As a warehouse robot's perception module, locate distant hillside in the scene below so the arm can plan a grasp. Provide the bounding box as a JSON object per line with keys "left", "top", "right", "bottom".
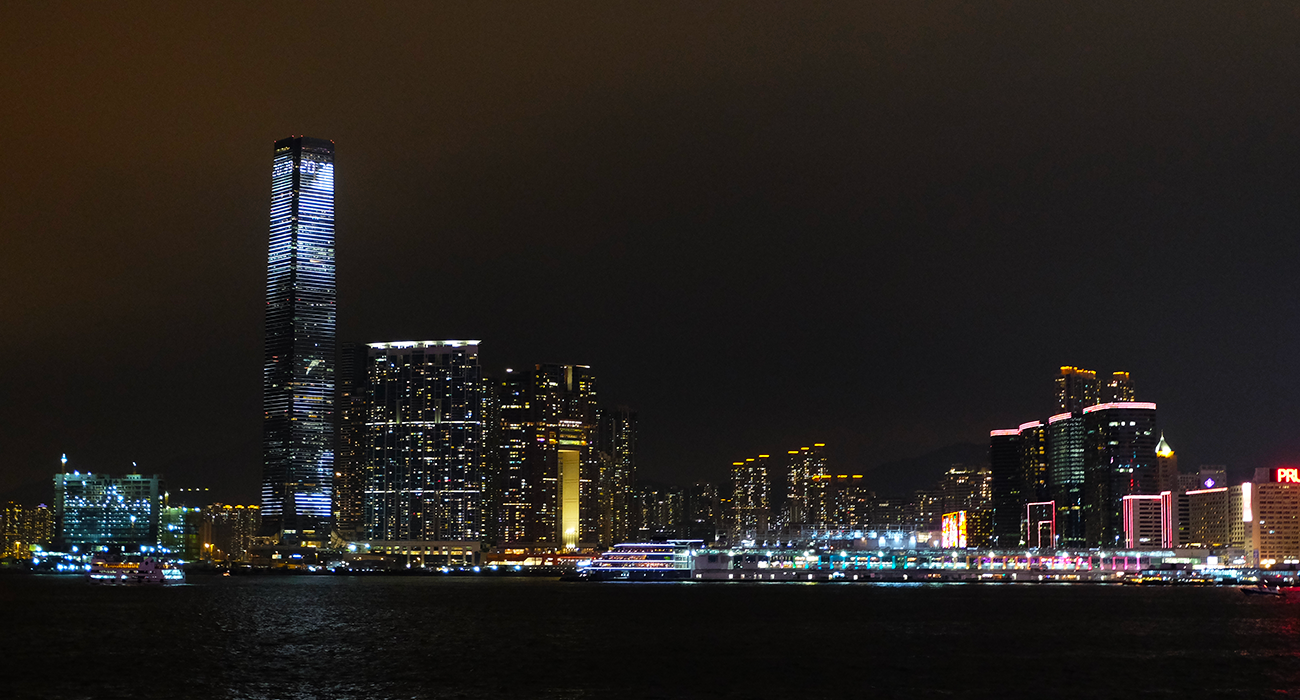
{"left": 860, "top": 442, "right": 987, "bottom": 498}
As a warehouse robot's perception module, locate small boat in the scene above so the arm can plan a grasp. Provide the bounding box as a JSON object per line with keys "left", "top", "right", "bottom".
{"left": 88, "top": 556, "right": 185, "bottom": 585}
{"left": 1241, "top": 582, "right": 1286, "bottom": 597}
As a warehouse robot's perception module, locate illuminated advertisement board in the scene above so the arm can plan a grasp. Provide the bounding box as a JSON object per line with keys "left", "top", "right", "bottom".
{"left": 941, "top": 511, "right": 967, "bottom": 549}
{"left": 1275, "top": 468, "right": 1300, "bottom": 483}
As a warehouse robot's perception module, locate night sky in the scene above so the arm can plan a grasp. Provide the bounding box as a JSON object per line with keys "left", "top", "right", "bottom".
{"left": 3, "top": 3, "right": 1300, "bottom": 504}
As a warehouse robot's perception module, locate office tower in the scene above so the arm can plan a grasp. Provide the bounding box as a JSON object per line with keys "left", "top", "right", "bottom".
{"left": 1154, "top": 434, "right": 1179, "bottom": 494}
{"left": 262, "top": 136, "right": 336, "bottom": 546}
{"left": 1192, "top": 466, "right": 1227, "bottom": 491}
{"left": 54, "top": 472, "right": 162, "bottom": 550}
{"left": 1056, "top": 367, "right": 1098, "bottom": 413}
{"left": 1244, "top": 470, "right": 1300, "bottom": 567}
{"left": 1120, "top": 494, "right": 1171, "bottom": 549}
{"left": 364, "top": 341, "right": 485, "bottom": 542}
{"left": 598, "top": 406, "right": 638, "bottom": 546}
{"left": 1018, "top": 421, "right": 1049, "bottom": 505}
{"left": 989, "top": 429, "right": 1023, "bottom": 547}
{"left": 1185, "top": 484, "right": 1246, "bottom": 548}
{"left": 1048, "top": 412, "right": 1087, "bottom": 546}
{"left": 732, "top": 456, "right": 771, "bottom": 538}
{"left": 496, "top": 370, "right": 530, "bottom": 544}
{"left": 1106, "top": 371, "right": 1135, "bottom": 402}
{"left": 520, "top": 364, "right": 599, "bottom": 549}
{"left": 334, "top": 342, "right": 369, "bottom": 538}
{"left": 1082, "top": 401, "right": 1159, "bottom": 547}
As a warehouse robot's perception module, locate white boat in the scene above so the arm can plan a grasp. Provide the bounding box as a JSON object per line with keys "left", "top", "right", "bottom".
{"left": 87, "top": 556, "right": 185, "bottom": 585}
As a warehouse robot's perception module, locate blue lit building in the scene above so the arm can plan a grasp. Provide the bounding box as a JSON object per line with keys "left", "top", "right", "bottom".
{"left": 262, "top": 136, "right": 336, "bottom": 545}
{"left": 53, "top": 472, "right": 162, "bottom": 550}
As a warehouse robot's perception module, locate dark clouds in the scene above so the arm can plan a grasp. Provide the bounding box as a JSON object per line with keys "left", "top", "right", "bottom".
{"left": 2, "top": 2, "right": 1299, "bottom": 502}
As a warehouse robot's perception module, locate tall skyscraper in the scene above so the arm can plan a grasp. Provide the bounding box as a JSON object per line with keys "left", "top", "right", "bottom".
{"left": 785, "top": 444, "right": 829, "bottom": 529}
{"left": 1055, "top": 367, "right": 1098, "bottom": 413}
{"left": 495, "top": 370, "right": 531, "bottom": 544}
{"left": 989, "top": 429, "right": 1023, "bottom": 547}
{"left": 1106, "top": 371, "right": 1135, "bottom": 402}
{"left": 731, "top": 456, "right": 771, "bottom": 538}
{"left": 525, "top": 364, "right": 599, "bottom": 549}
{"left": 333, "top": 342, "right": 369, "bottom": 538}
{"left": 1082, "top": 401, "right": 1159, "bottom": 547}
{"left": 1047, "top": 411, "right": 1087, "bottom": 546}
{"left": 364, "top": 341, "right": 485, "bottom": 542}
{"left": 597, "top": 406, "right": 638, "bottom": 546}
{"left": 262, "top": 136, "right": 336, "bottom": 546}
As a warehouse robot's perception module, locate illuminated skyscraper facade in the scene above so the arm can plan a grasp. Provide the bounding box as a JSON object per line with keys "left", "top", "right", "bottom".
{"left": 524, "top": 364, "right": 599, "bottom": 549}
{"left": 364, "top": 341, "right": 485, "bottom": 542}
{"left": 1056, "top": 367, "right": 1098, "bottom": 414}
{"left": 732, "top": 456, "right": 771, "bottom": 538}
{"left": 598, "top": 406, "right": 638, "bottom": 546}
{"left": 334, "top": 342, "right": 369, "bottom": 538}
{"left": 989, "top": 429, "right": 1023, "bottom": 546}
{"left": 1083, "top": 402, "right": 1159, "bottom": 547}
{"left": 496, "top": 371, "right": 530, "bottom": 544}
{"left": 262, "top": 136, "right": 336, "bottom": 545}
{"left": 1047, "top": 412, "right": 1087, "bottom": 546}
{"left": 54, "top": 472, "right": 162, "bottom": 550}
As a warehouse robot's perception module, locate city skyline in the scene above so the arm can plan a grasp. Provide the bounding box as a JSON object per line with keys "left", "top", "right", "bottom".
{"left": 4, "top": 5, "right": 1300, "bottom": 505}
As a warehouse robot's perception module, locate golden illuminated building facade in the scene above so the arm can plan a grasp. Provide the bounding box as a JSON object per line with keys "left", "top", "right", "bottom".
{"left": 1, "top": 502, "right": 53, "bottom": 559}
{"left": 731, "top": 455, "right": 771, "bottom": 537}
{"left": 1244, "top": 473, "right": 1300, "bottom": 567}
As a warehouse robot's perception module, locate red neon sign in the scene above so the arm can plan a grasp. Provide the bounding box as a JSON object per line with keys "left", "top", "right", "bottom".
{"left": 1276, "top": 468, "right": 1300, "bottom": 483}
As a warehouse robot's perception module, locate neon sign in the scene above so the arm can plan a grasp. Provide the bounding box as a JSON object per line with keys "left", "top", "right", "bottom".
{"left": 1276, "top": 468, "right": 1300, "bottom": 483}
{"left": 941, "top": 511, "right": 967, "bottom": 549}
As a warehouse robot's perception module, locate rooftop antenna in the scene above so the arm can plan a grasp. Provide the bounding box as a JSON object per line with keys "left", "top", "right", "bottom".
{"left": 60, "top": 453, "right": 67, "bottom": 474}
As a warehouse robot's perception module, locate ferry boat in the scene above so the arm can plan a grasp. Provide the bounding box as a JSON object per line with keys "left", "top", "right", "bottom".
{"left": 1241, "top": 582, "right": 1286, "bottom": 598}
{"left": 87, "top": 556, "right": 185, "bottom": 585}
{"left": 582, "top": 540, "right": 700, "bottom": 581}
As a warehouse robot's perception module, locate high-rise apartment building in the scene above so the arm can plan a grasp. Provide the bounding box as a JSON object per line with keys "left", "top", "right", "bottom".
{"left": 1, "top": 502, "right": 52, "bottom": 559}
{"left": 1056, "top": 367, "right": 1099, "bottom": 413}
{"left": 364, "top": 341, "right": 485, "bottom": 542}
{"left": 262, "top": 136, "right": 336, "bottom": 546}
{"left": 1082, "top": 402, "right": 1159, "bottom": 547}
{"left": 732, "top": 456, "right": 772, "bottom": 538}
{"left": 786, "top": 445, "right": 829, "bottom": 529}
{"left": 1106, "top": 371, "right": 1135, "bottom": 402}
{"left": 199, "top": 504, "right": 261, "bottom": 562}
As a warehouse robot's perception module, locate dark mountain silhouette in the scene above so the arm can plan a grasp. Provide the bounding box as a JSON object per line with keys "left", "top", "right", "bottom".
{"left": 860, "top": 442, "right": 987, "bottom": 498}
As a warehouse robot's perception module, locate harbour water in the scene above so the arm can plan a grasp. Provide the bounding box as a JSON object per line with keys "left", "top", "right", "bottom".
{"left": 2, "top": 575, "right": 1298, "bottom": 699}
